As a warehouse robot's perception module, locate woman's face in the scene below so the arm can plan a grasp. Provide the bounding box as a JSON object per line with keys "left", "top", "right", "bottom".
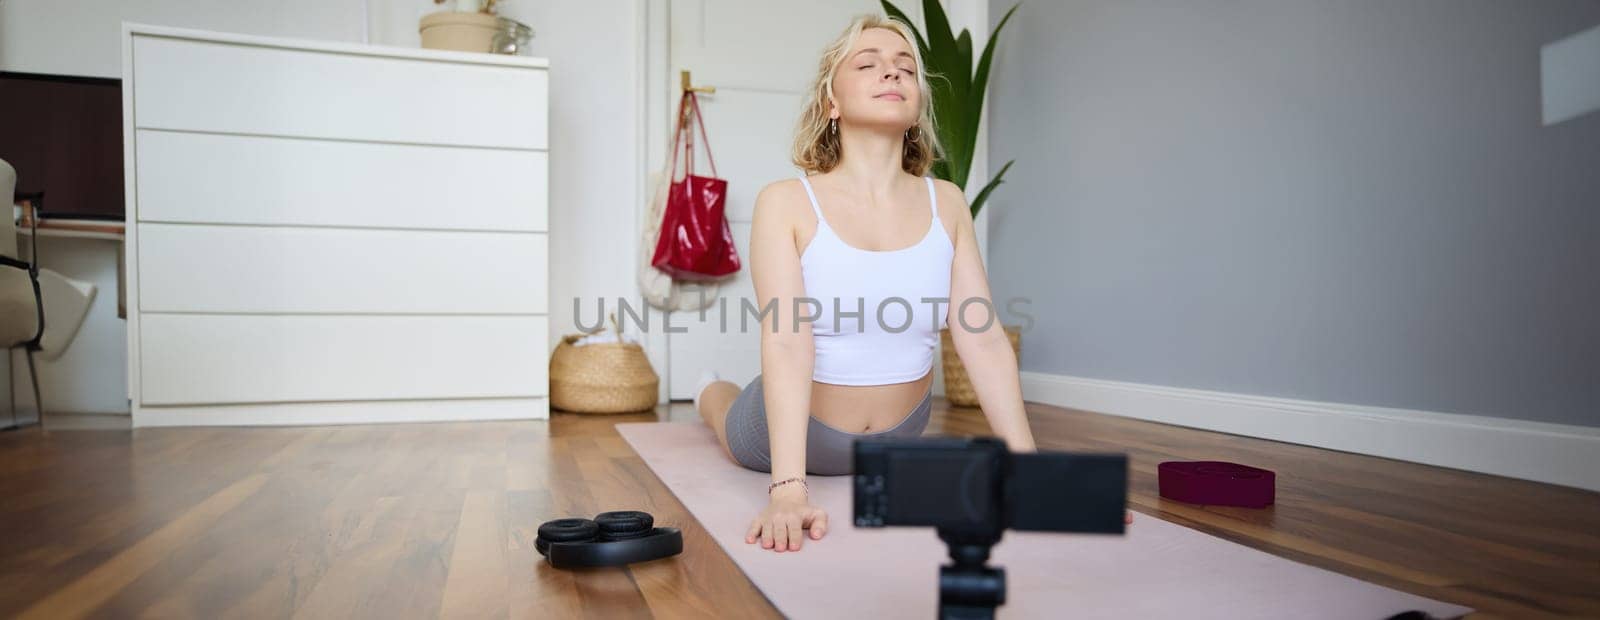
{"left": 830, "top": 27, "right": 920, "bottom": 132}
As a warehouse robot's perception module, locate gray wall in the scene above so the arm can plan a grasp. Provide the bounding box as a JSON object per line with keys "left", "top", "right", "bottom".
{"left": 985, "top": 0, "right": 1600, "bottom": 427}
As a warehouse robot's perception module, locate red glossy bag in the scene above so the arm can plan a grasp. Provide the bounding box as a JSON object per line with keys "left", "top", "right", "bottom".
{"left": 650, "top": 91, "right": 739, "bottom": 281}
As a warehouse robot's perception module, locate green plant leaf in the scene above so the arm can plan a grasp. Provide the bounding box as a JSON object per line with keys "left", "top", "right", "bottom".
{"left": 956, "top": 29, "right": 974, "bottom": 93}
{"left": 969, "top": 159, "right": 1014, "bottom": 219}
{"left": 921, "top": 0, "right": 961, "bottom": 83}
{"left": 917, "top": 0, "right": 969, "bottom": 189}
{"left": 879, "top": 1, "right": 929, "bottom": 56}
{"left": 970, "top": 3, "right": 1020, "bottom": 148}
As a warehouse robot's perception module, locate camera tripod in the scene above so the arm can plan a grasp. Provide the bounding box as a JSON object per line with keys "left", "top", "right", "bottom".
{"left": 937, "top": 527, "right": 1006, "bottom": 620}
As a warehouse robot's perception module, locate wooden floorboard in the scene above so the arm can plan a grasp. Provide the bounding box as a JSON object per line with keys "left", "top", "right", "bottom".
{"left": 0, "top": 399, "right": 1594, "bottom": 619}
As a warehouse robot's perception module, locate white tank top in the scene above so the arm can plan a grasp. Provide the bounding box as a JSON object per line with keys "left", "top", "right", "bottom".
{"left": 796, "top": 172, "right": 955, "bottom": 386}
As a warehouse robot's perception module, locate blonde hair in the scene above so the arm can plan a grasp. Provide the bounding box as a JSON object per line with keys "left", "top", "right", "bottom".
{"left": 791, "top": 14, "right": 944, "bottom": 176}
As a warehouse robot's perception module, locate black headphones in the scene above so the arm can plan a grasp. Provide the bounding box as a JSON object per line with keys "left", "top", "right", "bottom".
{"left": 536, "top": 510, "right": 683, "bottom": 569}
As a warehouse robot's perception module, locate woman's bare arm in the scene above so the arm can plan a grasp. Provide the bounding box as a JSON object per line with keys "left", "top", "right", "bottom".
{"left": 941, "top": 180, "right": 1037, "bottom": 452}
{"left": 749, "top": 182, "right": 816, "bottom": 484}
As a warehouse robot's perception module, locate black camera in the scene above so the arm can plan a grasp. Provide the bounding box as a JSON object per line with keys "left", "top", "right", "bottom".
{"left": 854, "top": 436, "right": 1128, "bottom": 620}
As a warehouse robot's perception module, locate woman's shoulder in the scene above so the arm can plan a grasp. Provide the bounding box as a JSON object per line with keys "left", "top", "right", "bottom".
{"left": 758, "top": 174, "right": 806, "bottom": 198}
{"left": 752, "top": 176, "right": 812, "bottom": 224}
{"left": 927, "top": 177, "right": 970, "bottom": 225}
{"left": 750, "top": 177, "right": 816, "bottom": 260}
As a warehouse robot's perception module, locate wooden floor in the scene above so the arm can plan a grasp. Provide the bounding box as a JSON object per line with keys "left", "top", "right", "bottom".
{"left": 1, "top": 400, "right": 1596, "bottom": 619}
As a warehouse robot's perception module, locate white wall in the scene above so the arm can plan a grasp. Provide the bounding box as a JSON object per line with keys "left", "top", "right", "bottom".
{"left": 0, "top": 0, "right": 367, "bottom": 77}
{"left": 986, "top": 0, "right": 1600, "bottom": 428}
{"left": 2, "top": 0, "right": 645, "bottom": 415}
{"left": 1542, "top": 22, "right": 1600, "bottom": 125}
{"left": 985, "top": 0, "right": 1600, "bottom": 488}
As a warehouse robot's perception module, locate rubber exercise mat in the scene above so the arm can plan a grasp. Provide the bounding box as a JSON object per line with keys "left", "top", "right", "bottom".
{"left": 615, "top": 422, "right": 1471, "bottom": 619}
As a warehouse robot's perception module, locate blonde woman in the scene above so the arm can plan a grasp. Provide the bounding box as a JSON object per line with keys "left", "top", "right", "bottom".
{"left": 695, "top": 14, "right": 1124, "bottom": 555}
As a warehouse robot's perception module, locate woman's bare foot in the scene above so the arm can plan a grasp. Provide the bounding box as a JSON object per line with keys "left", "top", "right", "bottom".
{"left": 692, "top": 369, "right": 723, "bottom": 413}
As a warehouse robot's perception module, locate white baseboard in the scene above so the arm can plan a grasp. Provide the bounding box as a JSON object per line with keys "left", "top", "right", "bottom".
{"left": 133, "top": 397, "right": 550, "bottom": 428}
{"left": 1, "top": 405, "right": 40, "bottom": 429}
{"left": 1020, "top": 372, "right": 1600, "bottom": 492}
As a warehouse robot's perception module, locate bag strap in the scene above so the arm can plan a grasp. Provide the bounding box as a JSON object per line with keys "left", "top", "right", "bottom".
{"left": 685, "top": 92, "right": 718, "bottom": 177}
{"left": 666, "top": 91, "right": 719, "bottom": 181}
{"left": 666, "top": 91, "right": 691, "bottom": 182}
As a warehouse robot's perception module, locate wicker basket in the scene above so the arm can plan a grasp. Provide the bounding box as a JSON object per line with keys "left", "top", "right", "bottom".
{"left": 939, "top": 324, "right": 1022, "bottom": 408}
{"left": 549, "top": 314, "right": 660, "bottom": 414}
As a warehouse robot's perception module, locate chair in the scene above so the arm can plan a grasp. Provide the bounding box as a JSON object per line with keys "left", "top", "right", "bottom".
{"left": 2, "top": 157, "right": 98, "bottom": 430}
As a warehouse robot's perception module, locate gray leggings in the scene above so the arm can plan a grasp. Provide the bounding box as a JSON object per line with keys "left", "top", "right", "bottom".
{"left": 724, "top": 373, "right": 932, "bottom": 476}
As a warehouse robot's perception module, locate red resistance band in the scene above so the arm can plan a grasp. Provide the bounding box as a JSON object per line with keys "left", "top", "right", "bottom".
{"left": 1158, "top": 461, "right": 1276, "bottom": 508}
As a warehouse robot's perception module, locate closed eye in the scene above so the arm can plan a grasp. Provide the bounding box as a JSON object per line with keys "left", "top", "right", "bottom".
{"left": 859, "top": 64, "right": 915, "bottom": 76}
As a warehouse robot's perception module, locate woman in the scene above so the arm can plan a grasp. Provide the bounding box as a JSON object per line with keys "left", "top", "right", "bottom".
{"left": 695, "top": 15, "right": 1118, "bottom": 555}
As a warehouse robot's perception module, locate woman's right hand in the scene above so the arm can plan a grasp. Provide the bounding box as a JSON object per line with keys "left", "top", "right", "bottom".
{"left": 746, "top": 486, "right": 828, "bottom": 552}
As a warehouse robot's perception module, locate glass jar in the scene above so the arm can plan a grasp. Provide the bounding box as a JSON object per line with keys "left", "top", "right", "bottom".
{"left": 491, "top": 17, "right": 534, "bottom": 55}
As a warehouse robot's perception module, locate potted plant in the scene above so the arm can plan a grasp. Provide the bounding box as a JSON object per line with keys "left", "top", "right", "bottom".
{"left": 421, "top": 0, "right": 532, "bottom": 55}
{"left": 881, "top": 0, "right": 1021, "bottom": 407}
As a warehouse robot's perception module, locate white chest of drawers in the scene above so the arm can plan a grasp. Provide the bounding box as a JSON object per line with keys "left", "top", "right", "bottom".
{"left": 122, "top": 24, "right": 551, "bottom": 427}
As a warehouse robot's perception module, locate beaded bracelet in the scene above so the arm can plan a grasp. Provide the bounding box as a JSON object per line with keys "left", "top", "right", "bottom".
{"left": 768, "top": 477, "right": 807, "bottom": 495}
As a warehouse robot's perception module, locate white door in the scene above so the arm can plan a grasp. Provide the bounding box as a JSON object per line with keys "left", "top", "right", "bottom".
{"left": 661, "top": 0, "right": 929, "bottom": 399}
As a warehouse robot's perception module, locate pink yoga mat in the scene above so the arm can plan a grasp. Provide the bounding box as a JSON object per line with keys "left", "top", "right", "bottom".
{"left": 616, "top": 422, "right": 1472, "bottom": 620}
